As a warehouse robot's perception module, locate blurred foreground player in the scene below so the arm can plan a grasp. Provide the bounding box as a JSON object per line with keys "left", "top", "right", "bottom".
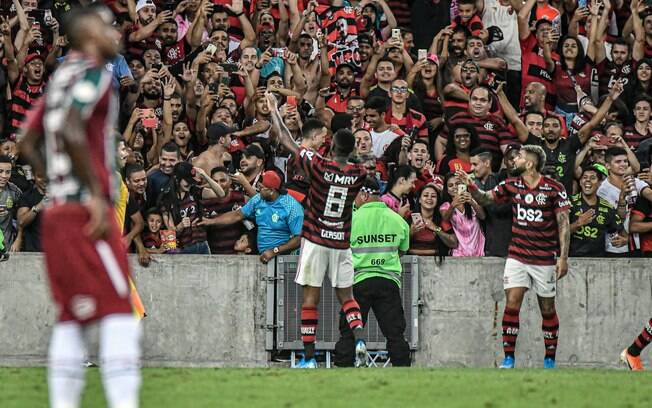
{"left": 268, "top": 93, "right": 369, "bottom": 368}
{"left": 19, "top": 6, "right": 141, "bottom": 408}
{"left": 457, "top": 145, "right": 571, "bottom": 369}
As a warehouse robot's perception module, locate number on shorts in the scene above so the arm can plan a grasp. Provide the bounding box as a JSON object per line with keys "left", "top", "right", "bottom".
{"left": 324, "top": 185, "right": 348, "bottom": 218}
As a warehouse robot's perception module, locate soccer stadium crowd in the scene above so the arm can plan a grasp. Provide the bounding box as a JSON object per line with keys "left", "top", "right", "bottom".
{"left": 2, "top": 0, "right": 652, "bottom": 263}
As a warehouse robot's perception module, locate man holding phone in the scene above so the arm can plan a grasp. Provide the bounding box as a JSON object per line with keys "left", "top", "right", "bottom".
{"left": 334, "top": 177, "right": 411, "bottom": 367}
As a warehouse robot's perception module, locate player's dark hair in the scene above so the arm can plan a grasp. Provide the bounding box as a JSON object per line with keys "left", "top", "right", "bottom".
{"left": 125, "top": 163, "right": 145, "bottom": 180}
{"left": 452, "top": 25, "right": 471, "bottom": 38}
{"left": 333, "top": 129, "right": 356, "bottom": 157}
{"left": 301, "top": 119, "right": 326, "bottom": 140}
{"left": 446, "top": 124, "right": 479, "bottom": 157}
{"left": 605, "top": 146, "right": 628, "bottom": 163}
{"left": 0, "top": 155, "right": 12, "bottom": 165}
{"left": 331, "top": 113, "right": 353, "bottom": 132}
{"left": 411, "top": 139, "right": 429, "bottom": 151}
{"left": 210, "top": 166, "right": 229, "bottom": 177}
{"left": 364, "top": 96, "right": 388, "bottom": 114}
{"left": 244, "top": 229, "right": 258, "bottom": 255}
{"left": 62, "top": 5, "right": 113, "bottom": 50}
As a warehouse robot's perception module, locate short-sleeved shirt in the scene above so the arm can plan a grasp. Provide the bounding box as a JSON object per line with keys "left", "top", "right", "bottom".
{"left": 295, "top": 147, "right": 366, "bottom": 249}
{"left": 597, "top": 178, "right": 650, "bottom": 253}
{"left": 570, "top": 194, "right": 622, "bottom": 257}
{"left": 527, "top": 133, "right": 582, "bottom": 193}
{"left": 240, "top": 193, "right": 304, "bottom": 253}
{"left": 16, "top": 186, "right": 45, "bottom": 252}
{"left": 443, "top": 111, "right": 516, "bottom": 158}
{"left": 492, "top": 176, "right": 571, "bottom": 265}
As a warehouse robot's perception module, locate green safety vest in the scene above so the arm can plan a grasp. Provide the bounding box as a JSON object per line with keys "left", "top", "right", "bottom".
{"left": 350, "top": 201, "right": 410, "bottom": 287}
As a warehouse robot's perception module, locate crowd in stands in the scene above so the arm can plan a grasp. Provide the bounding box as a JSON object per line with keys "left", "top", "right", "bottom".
{"left": 1, "top": 0, "right": 652, "bottom": 264}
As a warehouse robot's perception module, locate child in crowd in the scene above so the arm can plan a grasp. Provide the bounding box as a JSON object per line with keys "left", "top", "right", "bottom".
{"left": 234, "top": 231, "right": 257, "bottom": 255}
{"left": 450, "top": 0, "right": 485, "bottom": 39}
{"left": 142, "top": 208, "right": 166, "bottom": 254}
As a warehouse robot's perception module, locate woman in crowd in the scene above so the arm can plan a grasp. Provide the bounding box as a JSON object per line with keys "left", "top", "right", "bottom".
{"left": 409, "top": 184, "right": 458, "bottom": 257}
{"left": 437, "top": 124, "right": 478, "bottom": 176}
{"left": 439, "top": 173, "right": 485, "bottom": 257}
{"left": 381, "top": 164, "right": 417, "bottom": 218}
{"left": 554, "top": 36, "right": 592, "bottom": 127}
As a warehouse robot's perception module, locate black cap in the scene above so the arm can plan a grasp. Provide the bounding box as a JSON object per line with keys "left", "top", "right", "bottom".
{"left": 207, "top": 122, "right": 236, "bottom": 145}
{"left": 335, "top": 61, "right": 358, "bottom": 74}
{"left": 242, "top": 144, "right": 265, "bottom": 159}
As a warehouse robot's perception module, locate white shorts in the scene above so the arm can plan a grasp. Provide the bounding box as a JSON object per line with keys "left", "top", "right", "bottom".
{"left": 503, "top": 258, "right": 556, "bottom": 298}
{"left": 294, "top": 238, "right": 354, "bottom": 288}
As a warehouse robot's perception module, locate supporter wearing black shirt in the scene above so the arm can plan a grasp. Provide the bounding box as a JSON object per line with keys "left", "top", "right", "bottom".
{"left": 16, "top": 172, "right": 46, "bottom": 252}
{"left": 570, "top": 166, "right": 622, "bottom": 257}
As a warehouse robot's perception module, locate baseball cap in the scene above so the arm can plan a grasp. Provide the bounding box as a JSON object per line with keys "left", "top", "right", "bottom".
{"left": 25, "top": 53, "right": 44, "bottom": 65}
{"left": 207, "top": 122, "right": 236, "bottom": 144}
{"left": 504, "top": 143, "right": 521, "bottom": 157}
{"left": 242, "top": 144, "right": 265, "bottom": 159}
{"left": 136, "top": 0, "right": 156, "bottom": 13}
{"left": 336, "top": 61, "right": 358, "bottom": 73}
{"left": 261, "top": 170, "right": 282, "bottom": 190}
{"left": 426, "top": 53, "right": 439, "bottom": 65}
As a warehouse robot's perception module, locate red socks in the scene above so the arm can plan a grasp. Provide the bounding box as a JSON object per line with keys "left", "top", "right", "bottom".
{"left": 542, "top": 311, "right": 559, "bottom": 360}
{"left": 342, "top": 299, "right": 363, "bottom": 331}
{"left": 502, "top": 306, "right": 520, "bottom": 357}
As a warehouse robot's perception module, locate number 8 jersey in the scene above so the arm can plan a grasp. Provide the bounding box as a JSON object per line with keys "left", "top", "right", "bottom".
{"left": 296, "top": 147, "right": 366, "bottom": 249}
{"left": 493, "top": 176, "right": 571, "bottom": 266}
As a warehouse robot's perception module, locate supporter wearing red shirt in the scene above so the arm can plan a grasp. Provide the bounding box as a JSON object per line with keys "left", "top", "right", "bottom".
{"left": 517, "top": 1, "right": 560, "bottom": 111}
{"left": 326, "top": 63, "right": 360, "bottom": 113}
{"left": 450, "top": 0, "right": 486, "bottom": 40}
{"left": 437, "top": 86, "right": 515, "bottom": 168}
{"left": 384, "top": 79, "right": 427, "bottom": 139}
{"left": 126, "top": 0, "right": 172, "bottom": 57}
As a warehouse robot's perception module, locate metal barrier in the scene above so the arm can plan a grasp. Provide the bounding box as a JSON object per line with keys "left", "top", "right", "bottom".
{"left": 269, "top": 255, "right": 420, "bottom": 352}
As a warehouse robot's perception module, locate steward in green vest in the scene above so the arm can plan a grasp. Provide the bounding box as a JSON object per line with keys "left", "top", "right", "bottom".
{"left": 334, "top": 177, "right": 411, "bottom": 366}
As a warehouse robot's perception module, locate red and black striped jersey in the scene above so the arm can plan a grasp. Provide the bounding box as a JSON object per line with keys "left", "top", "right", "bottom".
{"left": 296, "top": 147, "right": 366, "bottom": 249}
{"left": 520, "top": 34, "right": 560, "bottom": 110}
{"left": 442, "top": 111, "right": 516, "bottom": 156}
{"left": 492, "top": 176, "right": 571, "bottom": 265}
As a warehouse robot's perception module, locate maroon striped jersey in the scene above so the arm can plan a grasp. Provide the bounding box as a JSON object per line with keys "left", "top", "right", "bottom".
{"left": 442, "top": 111, "right": 516, "bottom": 156}
{"left": 296, "top": 147, "right": 366, "bottom": 249}
{"left": 492, "top": 176, "right": 571, "bottom": 265}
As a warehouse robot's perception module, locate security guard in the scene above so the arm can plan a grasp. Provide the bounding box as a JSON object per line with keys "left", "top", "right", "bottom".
{"left": 334, "top": 177, "right": 411, "bottom": 367}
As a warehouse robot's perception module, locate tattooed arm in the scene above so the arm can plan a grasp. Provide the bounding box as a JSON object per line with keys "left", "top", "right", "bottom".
{"left": 555, "top": 209, "right": 570, "bottom": 280}
{"left": 455, "top": 170, "right": 496, "bottom": 207}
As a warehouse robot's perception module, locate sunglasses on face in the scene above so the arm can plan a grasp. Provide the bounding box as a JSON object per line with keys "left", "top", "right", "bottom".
{"left": 391, "top": 86, "right": 408, "bottom": 94}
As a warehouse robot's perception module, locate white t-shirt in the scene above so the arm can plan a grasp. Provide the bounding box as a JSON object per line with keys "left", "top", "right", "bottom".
{"left": 482, "top": 0, "right": 522, "bottom": 71}
{"left": 371, "top": 129, "right": 400, "bottom": 159}
{"left": 597, "top": 177, "right": 649, "bottom": 253}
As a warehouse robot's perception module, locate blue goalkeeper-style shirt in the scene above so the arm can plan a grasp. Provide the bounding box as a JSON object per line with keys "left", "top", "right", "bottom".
{"left": 240, "top": 193, "right": 303, "bottom": 253}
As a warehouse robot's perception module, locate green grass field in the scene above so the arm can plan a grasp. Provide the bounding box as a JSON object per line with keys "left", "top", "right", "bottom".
{"left": 1, "top": 367, "right": 651, "bottom": 407}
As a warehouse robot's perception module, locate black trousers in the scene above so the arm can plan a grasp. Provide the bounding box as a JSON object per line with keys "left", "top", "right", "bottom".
{"left": 334, "top": 277, "right": 411, "bottom": 367}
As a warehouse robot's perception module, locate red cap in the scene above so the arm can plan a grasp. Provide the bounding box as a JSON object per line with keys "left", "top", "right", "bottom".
{"left": 25, "top": 53, "right": 44, "bottom": 65}
{"left": 261, "top": 170, "right": 282, "bottom": 191}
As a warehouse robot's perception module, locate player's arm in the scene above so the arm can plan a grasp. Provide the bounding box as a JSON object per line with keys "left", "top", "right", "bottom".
{"left": 266, "top": 92, "right": 300, "bottom": 156}
{"left": 60, "top": 106, "right": 110, "bottom": 239}
{"left": 456, "top": 170, "right": 496, "bottom": 206}
{"left": 556, "top": 209, "right": 570, "bottom": 279}
{"left": 17, "top": 100, "right": 46, "bottom": 176}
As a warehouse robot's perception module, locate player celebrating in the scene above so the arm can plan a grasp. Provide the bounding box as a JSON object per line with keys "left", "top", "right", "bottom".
{"left": 19, "top": 6, "right": 141, "bottom": 408}
{"left": 267, "top": 93, "right": 368, "bottom": 368}
{"left": 457, "top": 145, "right": 571, "bottom": 369}
{"left": 621, "top": 319, "right": 652, "bottom": 371}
